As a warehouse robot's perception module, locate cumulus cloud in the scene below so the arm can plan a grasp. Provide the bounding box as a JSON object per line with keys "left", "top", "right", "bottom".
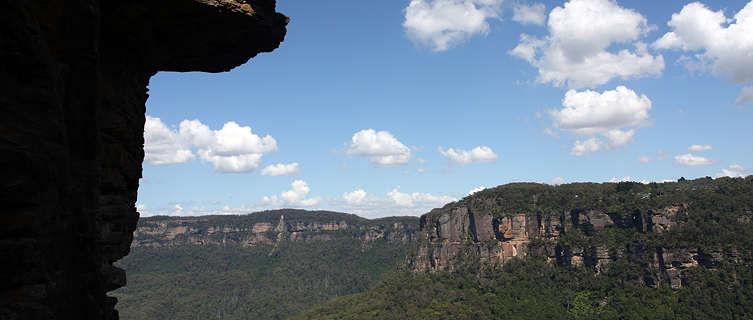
{"left": 688, "top": 144, "right": 712, "bottom": 152}
{"left": 571, "top": 138, "right": 603, "bottom": 156}
{"left": 609, "top": 176, "right": 631, "bottom": 183}
{"left": 438, "top": 146, "right": 499, "bottom": 166}
{"left": 263, "top": 180, "right": 321, "bottom": 207}
{"left": 347, "top": 129, "right": 412, "bottom": 167}
{"left": 550, "top": 86, "right": 651, "bottom": 155}
{"left": 638, "top": 156, "right": 652, "bottom": 163}
{"left": 513, "top": 2, "right": 546, "bottom": 26}
{"left": 654, "top": 2, "right": 753, "bottom": 86}
{"left": 675, "top": 153, "right": 713, "bottom": 166}
{"left": 510, "top": 0, "right": 664, "bottom": 89}
{"left": 549, "top": 177, "right": 566, "bottom": 185}
{"left": 187, "top": 121, "right": 277, "bottom": 173}
{"left": 342, "top": 189, "right": 367, "bottom": 205}
{"left": 737, "top": 86, "right": 753, "bottom": 106}
{"left": 261, "top": 162, "right": 300, "bottom": 176}
{"left": 387, "top": 187, "right": 456, "bottom": 208}
{"left": 144, "top": 116, "right": 195, "bottom": 165}
{"left": 329, "top": 187, "right": 457, "bottom": 218}
{"left": 144, "top": 116, "right": 278, "bottom": 173}
{"left": 716, "top": 164, "right": 747, "bottom": 178}
{"left": 467, "top": 186, "right": 486, "bottom": 195}
{"left": 197, "top": 152, "right": 264, "bottom": 173}
{"left": 553, "top": 87, "right": 651, "bottom": 135}
{"left": 403, "top": 0, "right": 502, "bottom": 51}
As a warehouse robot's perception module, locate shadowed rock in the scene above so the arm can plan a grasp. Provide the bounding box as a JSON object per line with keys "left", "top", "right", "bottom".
{"left": 0, "top": 1, "right": 286, "bottom": 318}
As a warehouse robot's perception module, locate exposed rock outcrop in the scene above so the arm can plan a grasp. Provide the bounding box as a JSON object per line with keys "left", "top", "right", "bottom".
{"left": 409, "top": 181, "right": 751, "bottom": 290}
{"left": 1, "top": 1, "right": 286, "bottom": 318}
{"left": 131, "top": 210, "right": 419, "bottom": 249}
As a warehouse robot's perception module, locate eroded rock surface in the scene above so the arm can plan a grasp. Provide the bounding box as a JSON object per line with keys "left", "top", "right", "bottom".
{"left": 1, "top": 1, "right": 286, "bottom": 318}
{"left": 409, "top": 199, "right": 744, "bottom": 289}
{"left": 131, "top": 210, "right": 418, "bottom": 249}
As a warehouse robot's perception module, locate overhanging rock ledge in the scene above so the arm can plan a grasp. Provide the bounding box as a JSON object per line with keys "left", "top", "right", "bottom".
{"left": 0, "top": 1, "right": 287, "bottom": 318}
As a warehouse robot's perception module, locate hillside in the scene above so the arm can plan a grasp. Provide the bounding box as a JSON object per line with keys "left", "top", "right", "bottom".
{"left": 112, "top": 209, "right": 419, "bottom": 320}
{"left": 295, "top": 176, "right": 753, "bottom": 319}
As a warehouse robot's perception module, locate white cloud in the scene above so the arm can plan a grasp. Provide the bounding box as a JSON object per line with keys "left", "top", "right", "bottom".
{"left": 197, "top": 151, "right": 263, "bottom": 173}
{"left": 330, "top": 188, "right": 457, "bottom": 218}
{"left": 263, "top": 180, "right": 322, "bottom": 207}
{"left": 347, "top": 129, "right": 412, "bottom": 167}
{"left": 551, "top": 86, "right": 650, "bottom": 155}
{"left": 190, "top": 121, "right": 277, "bottom": 173}
{"left": 688, "top": 144, "right": 712, "bottom": 152}
{"left": 654, "top": 2, "right": 753, "bottom": 85}
{"left": 716, "top": 164, "right": 747, "bottom": 178}
{"left": 467, "top": 186, "right": 486, "bottom": 195}
{"left": 513, "top": 2, "right": 546, "bottom": 26}
{"left": 261, "top": 162, "right": 300, "bottom": 176}
{"left": 638, "top": 156, "right": 652, "bottom": 163}
{"left": 403, "top": 0, "right": 502, "bottom": 51}
{"left": 144, "top": 116, "right": 278, "bottom": 173}
{"left": 417, "top": 168, "right": 427, "bottom": 174}
{"left": 602, "top": 129, "right": 635, "bottom": 148}
{"left": 342, "top": 189, "right": 367, "bottom": 205}
{"left": 571, "top": 138, "right": 603, "bottom": 156}
{"left": 510, "top": 0, "right": 664, "bottom": 89}
{"left": 144, "top": 116, "right": 195, "bottom": 165}
{"left": 550, "top": 177, "right": 566, "bottom": 185}
{"left": 553, "top": 86, "right": 651, "bottom": 135}
{"left": 737, "top": 86, "right": 753, "bottom": 106}
{"left": 387, "top": 187, "right": 456, "bottom": 208}
{"left": 675, "top": 153, "right": 713, "bottom": 166}
{"left": 438, "top": 146, "right": 499, "bottom": 166}
{"left": 609, "top": 176, "right": 631, "bottom": 183}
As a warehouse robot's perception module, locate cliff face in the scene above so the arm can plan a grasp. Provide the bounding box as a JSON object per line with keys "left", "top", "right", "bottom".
{"left": 409, "top": 179, "right": 753, "bottom": 289}
{"left": 0, "top": 1, "right": 286, "bottom": 319}
{"left": 130, "top": 210, "right": 419, "bottom": 250}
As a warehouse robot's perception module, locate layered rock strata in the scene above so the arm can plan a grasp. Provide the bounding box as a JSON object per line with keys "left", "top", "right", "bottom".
{"left": 131, "top": 211, "right": 419, "bottom": 249}
{"left": 410, "top": 202, "right": 741, "bottom": 289}
{"left": 0, "top": 1, "right": 286, "bottom": 319}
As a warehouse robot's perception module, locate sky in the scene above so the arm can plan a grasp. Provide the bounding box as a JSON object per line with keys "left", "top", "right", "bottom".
{"left": 138, "top": 0, "right": 753, "bottom": 218}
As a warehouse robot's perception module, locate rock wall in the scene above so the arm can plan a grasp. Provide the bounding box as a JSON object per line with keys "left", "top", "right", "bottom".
{"left": 0, "top": 1, "right": 287, "bottom": 319}
{"left": 409, "top": 203, "right": 739, "bottom": 289}
{"left": 131, "top": 212, "right": 419, "bottom": 249}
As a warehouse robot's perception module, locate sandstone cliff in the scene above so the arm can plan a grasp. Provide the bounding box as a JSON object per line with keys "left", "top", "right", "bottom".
{"left": 1, "top": 1, "right": 286, "bottom": 319}
{"left": 130, "top": 209, "right": 418, "bottom": 249}
{"left": 409, "top": 178, "right": 753, "bottom": 289}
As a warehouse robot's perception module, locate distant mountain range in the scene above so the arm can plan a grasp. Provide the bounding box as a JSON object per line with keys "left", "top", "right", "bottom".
{"left": 116, "top": 177, "right": 753, "bottom": 320}
{"left": 113, "top": 210, "right": 419, "bottom": 320}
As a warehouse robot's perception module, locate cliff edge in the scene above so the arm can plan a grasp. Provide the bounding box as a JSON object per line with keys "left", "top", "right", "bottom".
{"left": 409, "top": 178, "right": 753, "bottom": 289}
{"left": 0, "top": 1, "right": 287, "bottom": 319}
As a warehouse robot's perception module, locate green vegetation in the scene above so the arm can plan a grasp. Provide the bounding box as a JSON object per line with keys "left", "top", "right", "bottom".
{"left": 113, "top": 210, "right": 415, "bottom": 320}
{"left": 294, "top": 258, "right": 753, "bottom": 320}
{"left": 458, "top": 176, "right": 753, "bottom": 253}
{"left": 115, "top": 177, "right": 753, "bottom": 319}
{"left": 296, "top": 177, "right": 753, "bottom": 319}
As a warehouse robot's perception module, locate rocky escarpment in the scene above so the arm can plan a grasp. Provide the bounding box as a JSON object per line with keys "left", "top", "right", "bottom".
{"left": 131, "top": 209, "right": 419, "bottom": 250}
{"left": 409, "top": 178, "right": 753, "bottom": 289}
{"left": 1, "top": 1, "right": 286, "bottom": 319}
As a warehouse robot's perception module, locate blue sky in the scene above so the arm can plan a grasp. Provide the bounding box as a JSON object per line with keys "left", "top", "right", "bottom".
{"left": 138, "top": 0, "right": 753, "bottom": 218}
